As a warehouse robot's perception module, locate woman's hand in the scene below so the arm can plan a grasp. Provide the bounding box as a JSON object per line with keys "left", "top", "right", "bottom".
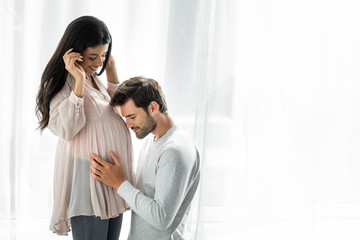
{"left": 106, "top": 54, "right": 120, "bottom": 84}
{"left": 63, "top": 49, "right": 85, "bottom": 82}
{"left": 63, "top": 49, "right": 85, "bottom": 97}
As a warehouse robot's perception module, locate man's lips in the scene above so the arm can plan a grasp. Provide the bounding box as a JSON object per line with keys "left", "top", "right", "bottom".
{"left": 132, "top": 127, "right": 140, "bottom": 133}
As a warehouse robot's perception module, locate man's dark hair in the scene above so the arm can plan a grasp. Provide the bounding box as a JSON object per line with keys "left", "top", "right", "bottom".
{"left": 110, "top": 76, "right": 168, "bottom": 114}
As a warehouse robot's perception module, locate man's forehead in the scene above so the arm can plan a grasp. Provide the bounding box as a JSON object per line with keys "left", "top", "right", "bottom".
{"left": 120, "top": 99, "right": 140, "bottom": 117}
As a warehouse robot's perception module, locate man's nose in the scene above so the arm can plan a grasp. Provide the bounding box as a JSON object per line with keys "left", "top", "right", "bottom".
{"left": 126, "top": 120, "right": 132, "bottom": 129}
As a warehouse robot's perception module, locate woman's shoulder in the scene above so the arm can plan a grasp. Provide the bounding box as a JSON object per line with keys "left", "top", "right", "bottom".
{"left": 51, "top": 74, "right": 74, "bottom": 101}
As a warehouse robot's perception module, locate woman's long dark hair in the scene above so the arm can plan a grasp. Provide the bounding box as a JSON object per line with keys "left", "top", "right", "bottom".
{"left": 36, "top": 16, "right": 112, "bottom": 130}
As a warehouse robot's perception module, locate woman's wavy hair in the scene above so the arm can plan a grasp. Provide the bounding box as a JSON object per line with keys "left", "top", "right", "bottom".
{"left": 35, "top": 16, "right": 112, "bottom": 130}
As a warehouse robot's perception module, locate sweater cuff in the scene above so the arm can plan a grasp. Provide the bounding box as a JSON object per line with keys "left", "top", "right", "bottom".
{"left": 117, "top": 180, "right": 139, "bottom": 200}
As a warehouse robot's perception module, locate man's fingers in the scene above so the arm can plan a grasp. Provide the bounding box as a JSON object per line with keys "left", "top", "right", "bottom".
{"left": 91, "top": 163, "right": 102, "bottom": 174}
{"left": 90, "top": 169, "right": 101, "bottom": 180}
{"left": 110, "top": 152, "right": 120, "bottom": 166}
{"left": 90, "top": 157, "right": 103, "bottom": 169}
{"left": 91, "top": 154, "right": 107, "bottom": 167}
{"left": 91, "top": 153, "right": 102, "bottom": 162}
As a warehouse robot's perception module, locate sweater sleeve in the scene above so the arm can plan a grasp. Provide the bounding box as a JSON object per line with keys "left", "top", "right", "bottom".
{"left": 47, "top": 81, "right": 86, "bottom": 141}
{"left": 117, "top": 147, "right": 195, "bottom": 231}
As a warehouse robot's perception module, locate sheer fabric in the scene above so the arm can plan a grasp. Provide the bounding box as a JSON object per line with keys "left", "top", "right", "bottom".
{"left": 2, "top": 0, "right": 360, "bottom": 240}
{"left": 48, "top": 74, "right": 134, "bottom": 235}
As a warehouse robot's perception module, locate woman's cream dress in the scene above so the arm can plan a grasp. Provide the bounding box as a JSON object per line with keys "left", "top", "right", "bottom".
{"left": 48, "top": 74, "right": 134, "bottom": 235}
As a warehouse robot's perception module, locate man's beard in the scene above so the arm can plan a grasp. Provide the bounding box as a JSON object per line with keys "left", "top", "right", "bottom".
{"left": 136, "top": 114, "right": 157, "bottom": 139}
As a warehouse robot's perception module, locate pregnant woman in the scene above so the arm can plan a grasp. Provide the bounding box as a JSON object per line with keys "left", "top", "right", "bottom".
{"left": 35, "top": 16, "right": 134, "bottom": 240}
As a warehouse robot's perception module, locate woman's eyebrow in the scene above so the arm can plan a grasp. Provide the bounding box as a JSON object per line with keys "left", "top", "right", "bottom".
{"left": 88, "top": 51, "right": 108, "bottom": 56}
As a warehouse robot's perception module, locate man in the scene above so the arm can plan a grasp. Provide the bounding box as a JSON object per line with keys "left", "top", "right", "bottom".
{"left": 90, "top": 76, "right": 200, "bottom": 240}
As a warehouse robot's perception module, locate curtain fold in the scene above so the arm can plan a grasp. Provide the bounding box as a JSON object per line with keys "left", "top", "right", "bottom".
{"left": 0, "top": 1, "right": 15, "bottom": 238}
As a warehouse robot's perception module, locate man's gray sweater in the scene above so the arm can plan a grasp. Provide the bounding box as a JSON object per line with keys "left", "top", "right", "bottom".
{"left": 117, "top": 126, "right": 200, "bottom": 240}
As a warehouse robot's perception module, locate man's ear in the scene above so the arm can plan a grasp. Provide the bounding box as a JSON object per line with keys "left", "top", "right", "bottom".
{"left": 148, "top": 101, "right": 159, "bottom": 115}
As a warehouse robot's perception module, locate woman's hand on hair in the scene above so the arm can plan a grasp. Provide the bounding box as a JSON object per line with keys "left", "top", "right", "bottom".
{"left": 106, "top": 54, "right": 120, "bottom": 84}
{"left": 63, "top": 49, "right": 85, "bottom": 83}
{"left": 63, "top": 49, "right": 86, "bottom": 97}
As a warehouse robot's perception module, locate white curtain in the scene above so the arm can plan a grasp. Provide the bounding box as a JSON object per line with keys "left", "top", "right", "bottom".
{"left": 2, "top": 0, "right": 360, "bottom": 240}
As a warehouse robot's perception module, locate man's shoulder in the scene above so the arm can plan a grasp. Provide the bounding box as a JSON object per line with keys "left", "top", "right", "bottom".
{"left": 162, "top": 127, "right": 199, "bottom": 160}
{"left": 165, "top": 127, "right": 195, "bottom": 149}
{"left": 168, "top": 126, "right": 193, "bottom": 141}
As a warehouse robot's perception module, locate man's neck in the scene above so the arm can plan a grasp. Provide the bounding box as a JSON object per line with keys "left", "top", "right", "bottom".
{"left": 152, "top": 114, "right": 175, "bottom": 142}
